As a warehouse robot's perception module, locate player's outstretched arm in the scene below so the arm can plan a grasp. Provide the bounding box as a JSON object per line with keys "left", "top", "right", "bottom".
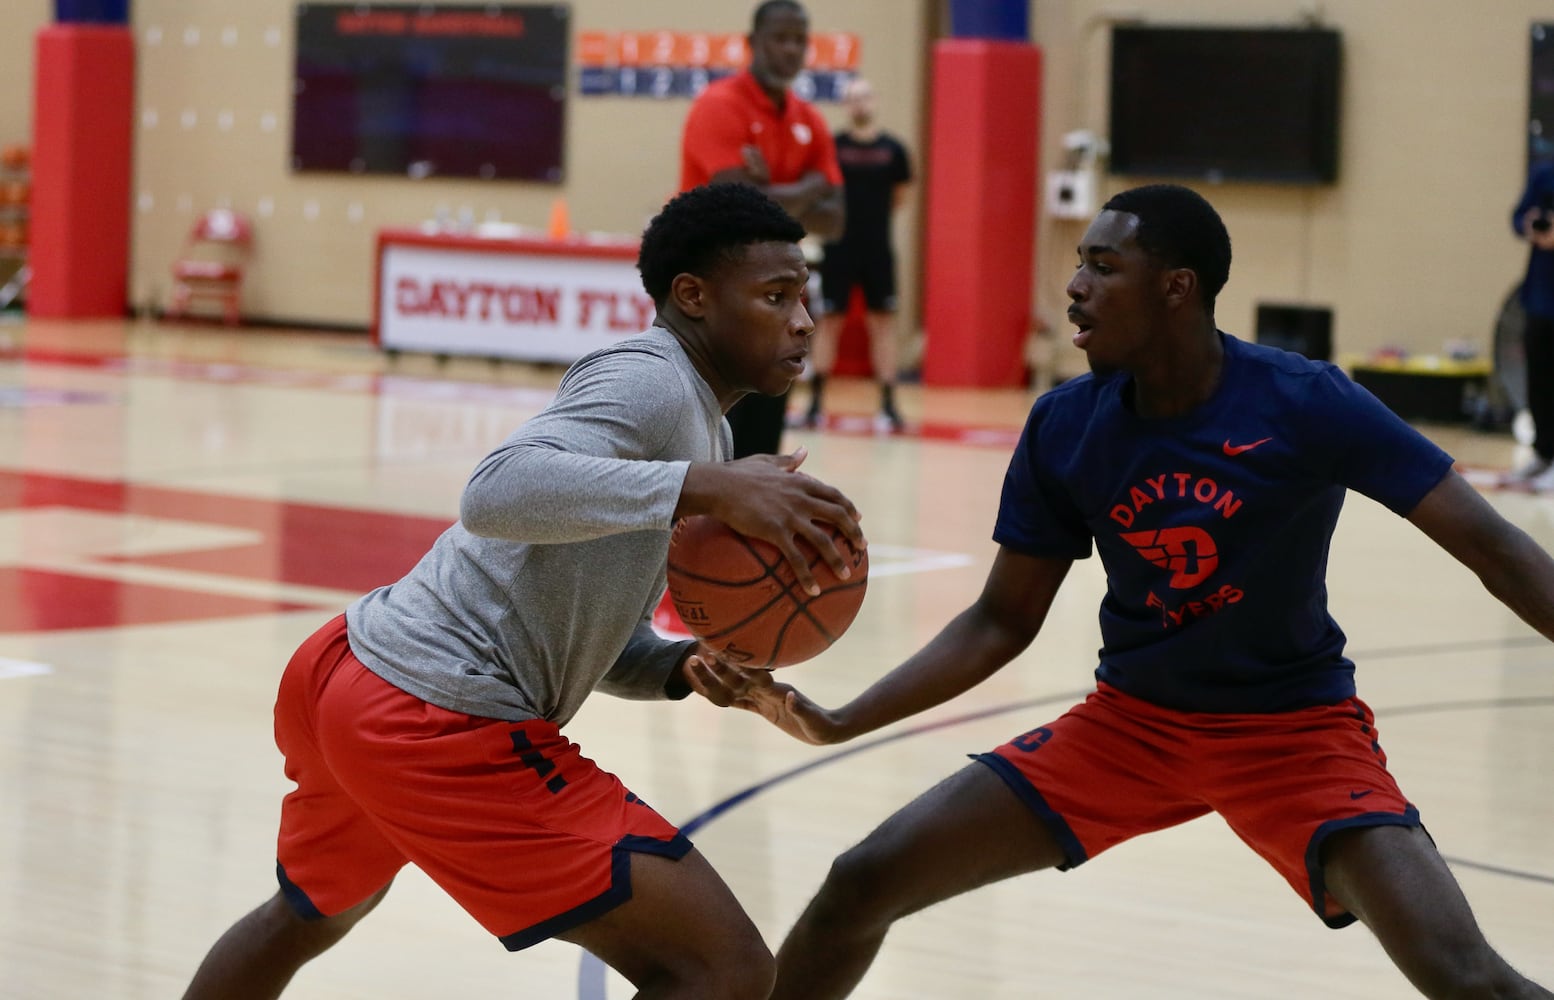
{"left": 680, "top": 649, "right": 839, "bottom": 745}
{"left": 687, "top": 549, "right": 1073, "bottom": 744}
{"left": 827, "top": 549, "right": 1072, "bottom": 739}
{"left": 1407, "top": 470, "right": 1554, "bottom": 640}
{"left": 677, "top": 446, "right": 865, "bottom": 595}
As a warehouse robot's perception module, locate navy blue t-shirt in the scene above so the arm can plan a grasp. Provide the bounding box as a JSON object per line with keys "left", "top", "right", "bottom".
{"left": 994, "top": 334, "right": 1454, "bottom": 714}
{"left": 1512, "top": 162, "right": 1554, "bottom": 319}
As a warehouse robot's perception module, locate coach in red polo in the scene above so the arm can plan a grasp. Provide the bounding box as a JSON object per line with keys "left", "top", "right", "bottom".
{"left": 679, "top": 0, "right": 845, "bottom": 456}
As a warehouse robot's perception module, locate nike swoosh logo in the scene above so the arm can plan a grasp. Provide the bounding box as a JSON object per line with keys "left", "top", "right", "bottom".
{"left": 1349, "top": 789, "right": 1373, "bottom": 800}
{"left": 1223, "top": 437, "right": 1273, "bottom": 456}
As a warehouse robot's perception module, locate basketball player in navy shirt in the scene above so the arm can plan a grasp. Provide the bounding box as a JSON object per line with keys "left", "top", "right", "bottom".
{"left": 690, "top": 185, "right": 1554, "bottom": 998}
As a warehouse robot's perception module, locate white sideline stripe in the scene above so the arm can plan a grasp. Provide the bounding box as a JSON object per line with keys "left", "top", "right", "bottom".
{"left": 0, "top": 659, "right": 53, "bottom": 680}
{"left": 865, "top": 544, "right": 976, "bottom": 578}
{"left": 23, "top": 556, "right": 360, "bottom": 609}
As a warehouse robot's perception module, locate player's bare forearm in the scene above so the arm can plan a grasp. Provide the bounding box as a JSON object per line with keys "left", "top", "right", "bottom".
{"left": 689, "top": 548, "right": 1067, "bottom": 746}
{"left": 827, "top": 601, "right": 1035, "bottom": 739}
{"left": 1408, "top": 470, "right": 1554, "bottom": 642}
{"left": 681, "top": 597, "right": 1032, "bottom": 746}
{"left": 682, "top": 653, "right": 840, "bottom": 744}
{"left": 1471, "top": 522, "right": 1554, "bottom": 642}
{"left": 826, "top": 550, "right": 1071, "bottom": 740}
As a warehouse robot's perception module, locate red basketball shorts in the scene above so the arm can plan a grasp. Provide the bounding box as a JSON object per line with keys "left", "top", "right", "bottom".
{"left": 976, "top": 682, "right": 1420, "bottom": 928}
{"left": 273, "top": 615, "right": 691, "bottom": 950}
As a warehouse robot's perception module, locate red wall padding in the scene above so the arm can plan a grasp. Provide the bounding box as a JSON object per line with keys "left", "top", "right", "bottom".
{"left": 921, "top": 40, "right": 1042, "bottom": 387}
{"left": 29, "top": 25, "right": 135, "bottom": 318}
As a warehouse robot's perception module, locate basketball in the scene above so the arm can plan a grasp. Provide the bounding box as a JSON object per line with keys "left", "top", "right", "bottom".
{"left": 666, "top": 515, "right": 868, "bottom": 669}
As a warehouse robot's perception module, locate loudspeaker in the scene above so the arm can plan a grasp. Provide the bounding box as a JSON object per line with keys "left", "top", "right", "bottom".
{"left": 54, "top": 0, "right": 129, "bottom": 23}
{"left": 948, "top": 0, "right": 1028, "bottom": 40}
{"left": 1255, "top": 304, "right": 1332, "bottom": 361}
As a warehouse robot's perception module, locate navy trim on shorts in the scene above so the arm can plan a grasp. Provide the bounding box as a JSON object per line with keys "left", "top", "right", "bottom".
{"left": 497, "top": 832, "right": 694, "bottom": 952}
{"left": 275, "top": 861, "right": 326, "bottom": 921}
{"left": 1303, "top": 805, "right": 1423, "bottom": 929}
{"left": 970, "top": 752, "right": 1088, "bottom": 870}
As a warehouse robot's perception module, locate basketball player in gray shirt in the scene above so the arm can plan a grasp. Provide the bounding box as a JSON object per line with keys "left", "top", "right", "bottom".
{"left": 182, "top": 183, "right": 863, "bottom": 1000}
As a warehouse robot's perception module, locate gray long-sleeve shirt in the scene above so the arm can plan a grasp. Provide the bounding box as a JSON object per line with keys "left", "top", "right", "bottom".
{"left": 345, "top": 326, "right": 729, "bottom": 725}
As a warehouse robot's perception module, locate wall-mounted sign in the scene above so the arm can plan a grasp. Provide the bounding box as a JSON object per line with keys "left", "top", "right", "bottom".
{"left": 576, "top": 29, "right": 860, "bottom": 101}
{"left": 292, "top": 4, "right": 569, "bottom": 181}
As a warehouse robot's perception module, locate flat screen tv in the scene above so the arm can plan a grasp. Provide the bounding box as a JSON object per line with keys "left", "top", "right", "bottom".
{"left": 1530, "top": 22, "right": 1554, "bottom": 172}
{"left": 291, "top": 3, "right": 569, "bottom": 182}
{"left": 1109, "top": 26, "right": 1341, "bottom": 184}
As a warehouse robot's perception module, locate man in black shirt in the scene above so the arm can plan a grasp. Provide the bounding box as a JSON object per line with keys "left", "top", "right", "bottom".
{"left": 804, "top": 77, "right": 913, "bottom": 432}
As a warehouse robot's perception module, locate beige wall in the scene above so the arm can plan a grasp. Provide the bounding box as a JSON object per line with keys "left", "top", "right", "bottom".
{"left": 0, "top": 0, "right": 50, "bottom": 148}
{"left": 1032, "top": 0, "right": 1541, "bottom": 373}
{"left": 118, "top": 0, "right": 928, "bottom": 327}
{"left": 1, "top": 1, "right": 1544, "bottom": 368}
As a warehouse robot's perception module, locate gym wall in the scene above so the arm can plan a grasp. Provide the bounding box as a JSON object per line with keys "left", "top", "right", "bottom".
{"left": 2, "top": 0, "right": 1540, "bottom": 371}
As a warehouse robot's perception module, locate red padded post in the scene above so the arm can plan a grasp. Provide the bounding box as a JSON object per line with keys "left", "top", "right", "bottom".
{"left": 921, "top": 40, "right": 1042, "bottom": 387}
{"left": 29, "top": 24, "right": 135, "bottom": 318}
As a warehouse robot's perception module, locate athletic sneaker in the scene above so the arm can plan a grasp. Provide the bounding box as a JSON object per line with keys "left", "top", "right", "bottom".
{"left": 1502, "top": 455, "right": 1552, "bottom": 487}
{"left": 1530, "top": 464, "right": 1554, "bottom": 493}
{"left": 873, "top": 409, "right": 904, "bottom": 434}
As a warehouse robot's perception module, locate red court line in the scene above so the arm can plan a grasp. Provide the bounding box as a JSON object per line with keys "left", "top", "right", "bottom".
{"left": 0, "top": 469, "right": 451, "bottom": 631}
{"left": 0, "top": 566, "right": 311, "bottom": 632}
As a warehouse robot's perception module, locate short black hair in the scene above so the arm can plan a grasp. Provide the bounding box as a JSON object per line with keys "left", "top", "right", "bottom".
{"left": 1102, "top": 184, "right": 1232, "bottom": 311}
{"left": 638, "top": 183, "right": 806, "bottom": 306}
{"left": 752, "top": 0, "right": 805, "bottom": 32}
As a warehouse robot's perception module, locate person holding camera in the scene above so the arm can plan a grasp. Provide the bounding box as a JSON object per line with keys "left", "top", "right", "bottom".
{"left": 1506, "top": 161, "right": 1554, "bottom": 490}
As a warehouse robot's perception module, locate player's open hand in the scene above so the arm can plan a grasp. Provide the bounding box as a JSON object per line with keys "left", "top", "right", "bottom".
{"left": 681, "top": 650, "right": 846, "bottom": 745}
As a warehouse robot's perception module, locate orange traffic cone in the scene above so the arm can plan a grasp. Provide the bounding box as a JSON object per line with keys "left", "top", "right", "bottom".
{"left": 547, "top": 197, "right": 570, "bottom": 239}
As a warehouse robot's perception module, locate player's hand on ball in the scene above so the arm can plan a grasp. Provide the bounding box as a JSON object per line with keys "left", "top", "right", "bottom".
{"left": 681, "top": 649, "right": 844, "bottom": 745}
{"left": 681, "top": 446, "right": 865, "bottom": 596}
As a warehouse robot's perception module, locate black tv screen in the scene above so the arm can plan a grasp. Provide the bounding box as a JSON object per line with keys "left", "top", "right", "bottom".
{"left": 1530, "top": 23, "right": 1554, "bottom": 172}
{"left": 1109, "top": 26, "right": 1341, "bottom": 184}
{"left": 291, "top": 4, "right": 569, "bottom": 182}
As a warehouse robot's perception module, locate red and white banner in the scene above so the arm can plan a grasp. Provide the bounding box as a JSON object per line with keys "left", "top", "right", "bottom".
{"left": 375, "top": 231, "right": 656, "bottom": 363}
{"left": 576, "top": 29, "right": 859, "bottom": 70}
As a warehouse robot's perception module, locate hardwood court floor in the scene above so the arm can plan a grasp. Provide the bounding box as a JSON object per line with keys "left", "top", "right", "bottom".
{"left": 0, "top": 318, "right": 1550, "bottom": 999}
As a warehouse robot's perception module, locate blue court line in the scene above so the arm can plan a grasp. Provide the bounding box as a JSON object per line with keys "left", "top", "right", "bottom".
{"left": 1442, "top": 856, "right": 1554, "bottom": 886}
{"left": 577, "top": 668, "right": 1554, "bottom": 998}
{"left": 1385, "top": 695, "right": 1554, "bottom": 718}
{"left": 576, "top": 689, "right": 1088, "bottom": 999}
{"left": 1353, "top": 634, "right": 1550, "bottom": 661}
{"left": 676, "top": 689, "right": 1090, "bottom": 837}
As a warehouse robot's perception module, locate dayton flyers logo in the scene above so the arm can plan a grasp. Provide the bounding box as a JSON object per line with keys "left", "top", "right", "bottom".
{"left": 1119, "top": 526, "right": 1218, "bottom": 589}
